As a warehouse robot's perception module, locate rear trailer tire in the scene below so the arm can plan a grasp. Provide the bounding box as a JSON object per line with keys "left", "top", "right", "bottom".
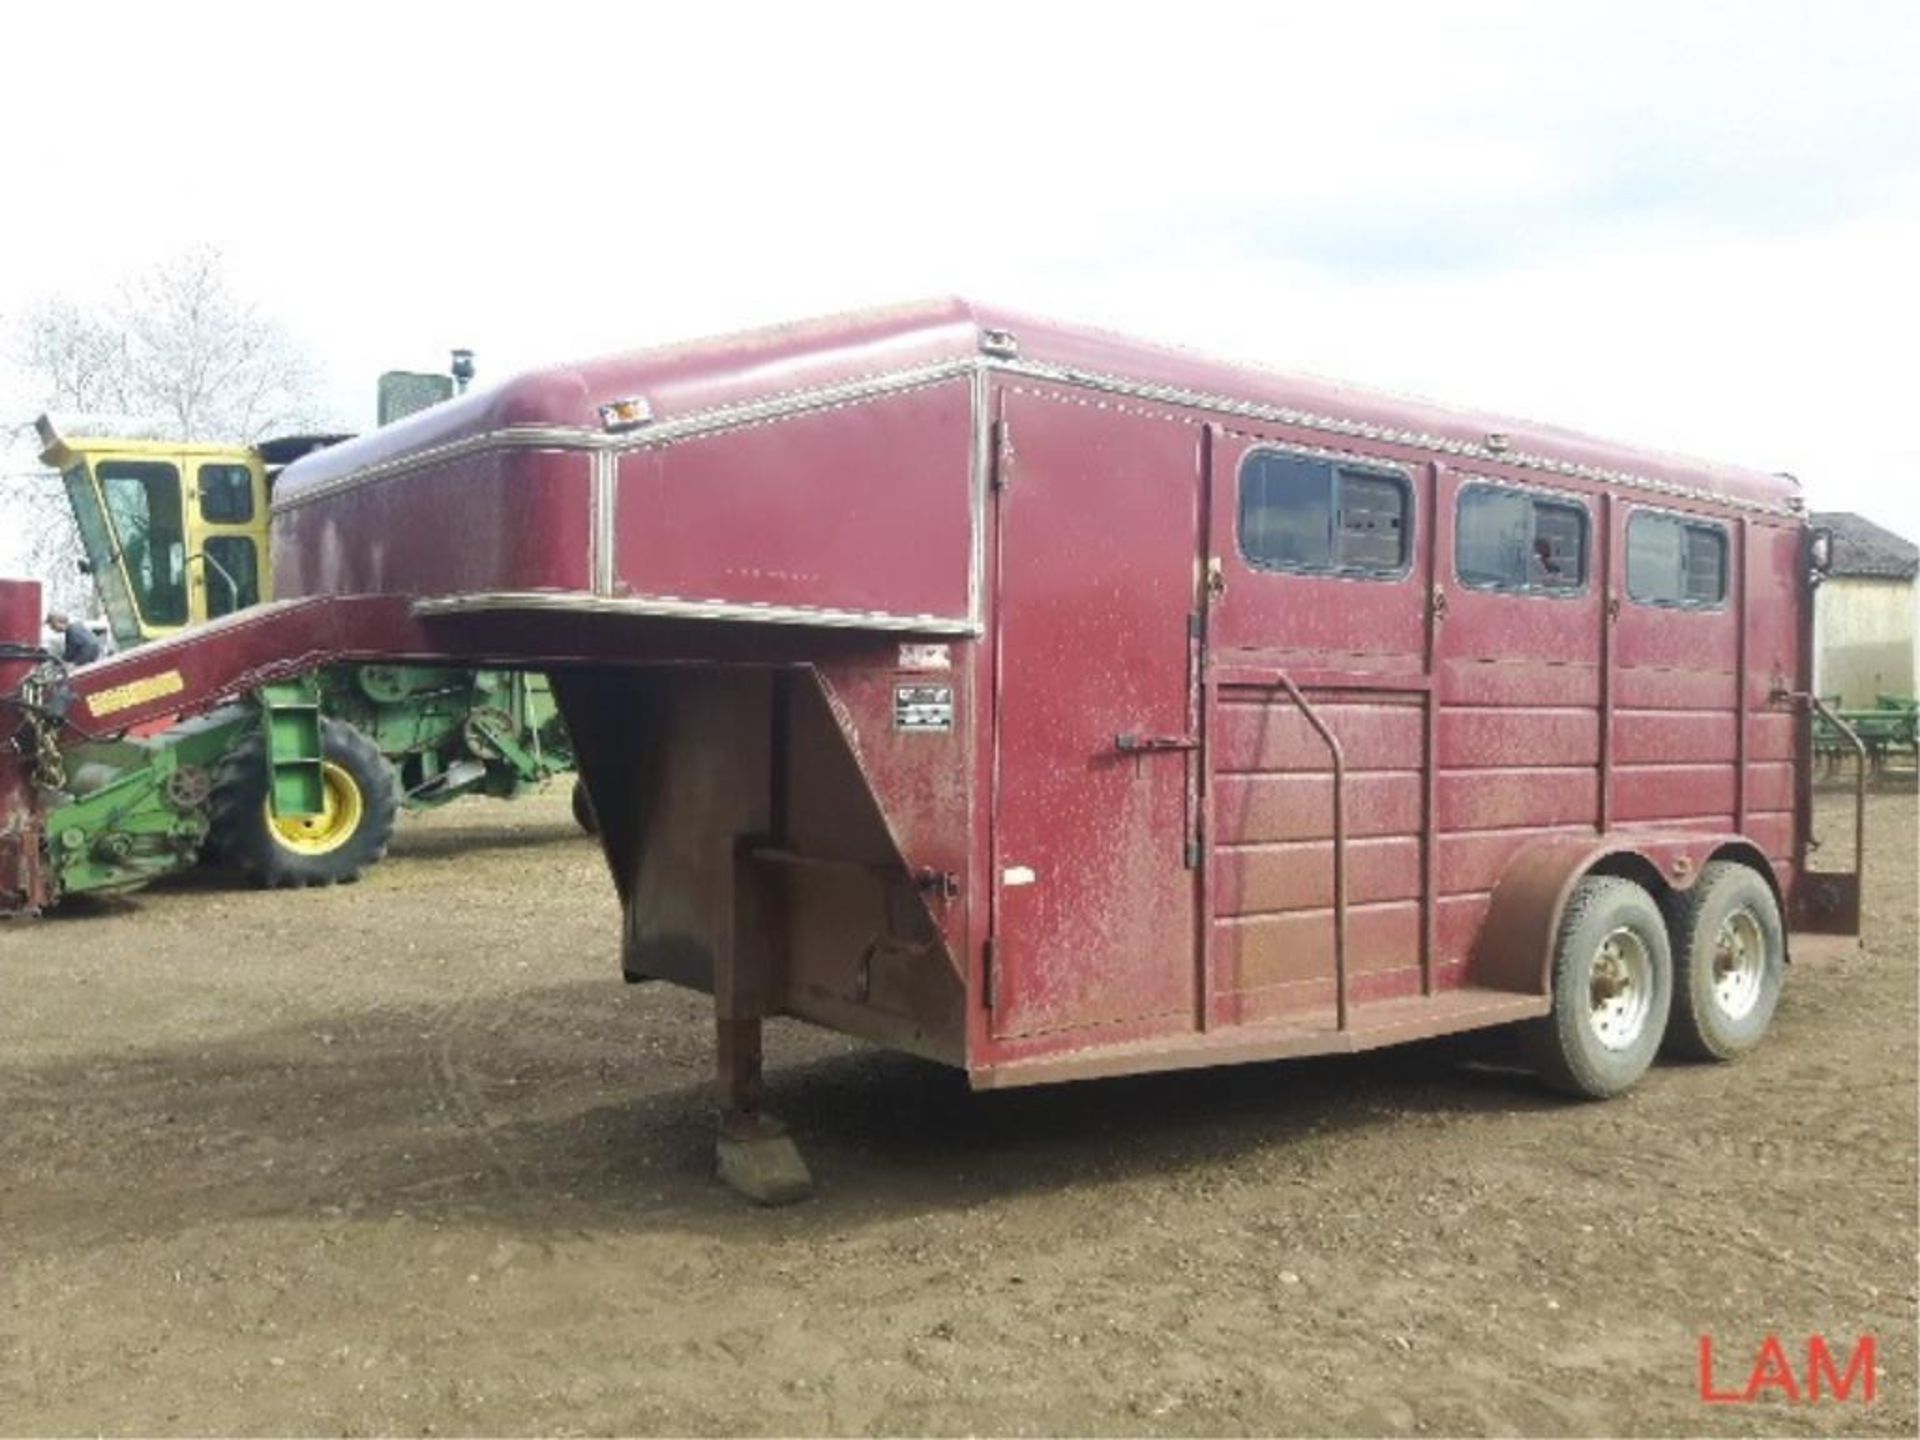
{"left": 209, "top": 717, "right": 399, "bottom": 888}
{"left": 1663, "top": 861, "right": 1785, "bottom": 1062}
{"left": 1525, "top": 876, "right": 1673, "bottom": 1100}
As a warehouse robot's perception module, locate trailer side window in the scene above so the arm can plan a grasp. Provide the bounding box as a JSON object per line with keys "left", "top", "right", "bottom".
{"left": 1456, "top": 485, "right": 1588, "bottom": 595}
{"left": 1626, "top": 511, "right": 1729, "bottom": 607}
{"left": 1239, "top": 450, "right": 1410, "bottom": 577}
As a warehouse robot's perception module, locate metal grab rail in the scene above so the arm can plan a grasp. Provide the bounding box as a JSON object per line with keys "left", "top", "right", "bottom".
{"left": 1270, "top": 672, "right": 1349, "bottom": 1032}
{"left": 185, "top": 550, "right": 242, "bottom": 616}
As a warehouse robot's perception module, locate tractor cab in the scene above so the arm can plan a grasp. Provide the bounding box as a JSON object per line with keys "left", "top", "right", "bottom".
{"left": 34, "top": 417, "right": 347, "bottom": 649}
{"left": 35, "top": 417, "right": 270, "bottom": 647}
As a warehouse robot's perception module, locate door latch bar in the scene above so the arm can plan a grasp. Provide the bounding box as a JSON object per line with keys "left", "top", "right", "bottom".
{"left": 1114, "top": 733, "right": 1200, "bottom": 754}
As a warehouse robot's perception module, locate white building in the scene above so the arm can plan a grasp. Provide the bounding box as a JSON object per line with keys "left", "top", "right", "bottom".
{"left": 1812, "top": 511, "right": 1918, "bottom": 707}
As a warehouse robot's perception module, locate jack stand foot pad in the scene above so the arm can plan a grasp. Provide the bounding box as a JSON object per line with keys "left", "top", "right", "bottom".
{"left": 716, "top": 1111, "right": 813, "bottom": 1205}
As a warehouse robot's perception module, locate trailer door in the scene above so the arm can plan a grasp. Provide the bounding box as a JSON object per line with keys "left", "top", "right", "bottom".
{"left": 989, "top": 388, "right": 1202, "bottom": 1039}
{"left": 1201, "top": 430, "right": 1432, "bottom": 1025}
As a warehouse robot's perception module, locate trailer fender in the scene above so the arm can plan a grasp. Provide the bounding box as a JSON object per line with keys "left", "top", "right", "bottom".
{"left": 1474, "top": 832, "right": 1778, "bottom": 995}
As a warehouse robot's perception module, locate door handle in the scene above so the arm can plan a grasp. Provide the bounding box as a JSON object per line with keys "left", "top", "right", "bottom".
{"left": 1115, "top": 733, "right": 1200, "bottom": 754}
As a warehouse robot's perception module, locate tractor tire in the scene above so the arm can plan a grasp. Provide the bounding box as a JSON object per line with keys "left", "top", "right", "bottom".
{"left": 570, "top": 777, "right": 599, "bottom": 836}
{"left": 1523, "top": 875, "right": 1673, "bottom": 1100}
{"left": 1662, "top": 861, "right": 1785, "bottom": 1062}
{"left": 209, "top": 717, "right": 399, "bottom": 888}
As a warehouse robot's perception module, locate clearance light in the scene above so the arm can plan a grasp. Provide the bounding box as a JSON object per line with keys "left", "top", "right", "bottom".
{"left": 598, "top": 396, "right": 654, "bottom": 432}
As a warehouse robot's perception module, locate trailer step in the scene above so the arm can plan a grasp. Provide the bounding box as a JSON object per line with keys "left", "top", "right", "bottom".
{"left": 973, "top": 987, "right": 1551, "bottom": 1089}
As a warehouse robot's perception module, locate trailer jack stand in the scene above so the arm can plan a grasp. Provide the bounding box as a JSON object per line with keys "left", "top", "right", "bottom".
{"left": 713, "top": 1016, "right": 812, "bottom": 1206}
{"left": 716, "top": 1107, "right": 812, "bottom": 1206}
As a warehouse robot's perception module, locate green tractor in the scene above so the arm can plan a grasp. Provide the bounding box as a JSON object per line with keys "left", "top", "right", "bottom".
{"left": 31, "top": 405, "right": 579, "bottom": 899}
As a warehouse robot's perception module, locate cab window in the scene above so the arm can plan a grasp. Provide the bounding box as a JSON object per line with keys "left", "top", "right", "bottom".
{"left": 1456, "top": 484, "right": 1588, "bottom": 595}
{"left": 61, "top": 465, "right": 143, "bottom": 646}
{"left": 97, "top": 460, "right": 189, "bottom": 626}
{"left": 198, "top": 462, "right": 255, "bottom": 523}
{"left": 203, "top": 536, "right": 261, "bottom": 617}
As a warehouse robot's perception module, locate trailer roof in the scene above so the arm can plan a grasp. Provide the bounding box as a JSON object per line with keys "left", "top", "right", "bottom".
{"left": 276, "top": 298, "right": 1801, "bottom": 516}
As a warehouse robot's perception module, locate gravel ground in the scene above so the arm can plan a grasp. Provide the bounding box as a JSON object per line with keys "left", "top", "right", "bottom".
{"left": 0, "top": 785, "right": 1913, "bottom": 1437}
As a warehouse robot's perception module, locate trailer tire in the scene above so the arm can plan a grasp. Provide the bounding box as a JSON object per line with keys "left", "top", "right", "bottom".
{"left": 570, "top": 776, "right": 599, "bottom": 836}
{"left": 1524, "top": 876, "right": 1673, "bottom": 1100}
{"left": 1662, "top": 861, "right": 1785, "bottom": 1062}
{"left": 209, "top": 718, "right": 399, "bottom": 888}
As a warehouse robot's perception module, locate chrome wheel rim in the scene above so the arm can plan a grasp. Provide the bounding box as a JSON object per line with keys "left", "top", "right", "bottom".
{"left": 1589, "top": 926, "right": 1654, "bottom": 1051}
{"left": 1712, "top": 907, "right": 1766, "bottom": 1021}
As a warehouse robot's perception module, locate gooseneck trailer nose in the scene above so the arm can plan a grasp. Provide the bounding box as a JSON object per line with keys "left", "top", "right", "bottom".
{"left": 2, "top": 300, "right": 1864, "bottom": 1202}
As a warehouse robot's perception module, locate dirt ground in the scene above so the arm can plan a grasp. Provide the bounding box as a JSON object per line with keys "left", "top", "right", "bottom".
{"left": 1, "top": 785, "right": 1913, "bottom": 1437}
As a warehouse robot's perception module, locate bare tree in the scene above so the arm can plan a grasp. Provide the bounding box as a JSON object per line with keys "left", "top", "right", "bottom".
{"left": 10, "top": 247, "right": 324, "bottom": 445}
{"left": 118, "top": 248, "right": 324, "bottom": 442}
{"left": 18, "top": 298, "right": 133, "bottom": 417}
{"left": 1, "top": 299, "right": 105, "bottom": 616}
{"left": 0, "top": 469, "right": 91, "bottom": 617}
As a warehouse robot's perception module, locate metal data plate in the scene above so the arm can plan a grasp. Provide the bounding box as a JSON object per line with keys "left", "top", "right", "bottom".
{"left": 894, "top": 683, "right": 954, "bottom": 733}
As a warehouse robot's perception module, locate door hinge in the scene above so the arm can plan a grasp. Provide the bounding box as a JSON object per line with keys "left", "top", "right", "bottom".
{"left": 982, "top": 937, "right": 998, "bottom": 1009}
{"left": 1205, "top": 556, "right": 1227, "bottom": 602}
{"left": 1188, "top": 610, "right": 1203, "bottom": 640}
{"left": 991, "top": 418, "right": 1014, "bottom": 491}
{"left": 1184, "top": 837, "right": 1201, "bottom": 870}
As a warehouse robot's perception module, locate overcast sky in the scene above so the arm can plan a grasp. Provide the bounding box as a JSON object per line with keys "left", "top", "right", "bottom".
{"left": 2, "top": 0, "right": 1916, "bottom": 577}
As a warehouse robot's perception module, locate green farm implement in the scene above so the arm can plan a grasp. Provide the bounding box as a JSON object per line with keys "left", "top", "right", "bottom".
{"left": 1814, "top": 694, "right": 1918, "bottom": 774}
{"left": 18, "top": 409, "right": 577, "bottom": 907}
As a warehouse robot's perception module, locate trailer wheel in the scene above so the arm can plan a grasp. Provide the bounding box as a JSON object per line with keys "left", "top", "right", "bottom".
{"left": 1524, "top": 875, "right": 1673, "bottom": 1099}
{"left": 570, "top": 776, "right": 599, "bottom": 836}
{"left": 209, "top": 718, "right": 399, "bottom": 888}
{"left": 1662, "top": 861, "right": 1785, "bottom": 1062}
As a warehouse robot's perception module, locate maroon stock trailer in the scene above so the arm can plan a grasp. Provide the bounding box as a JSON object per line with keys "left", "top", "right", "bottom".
{"left": 2, "top": 300, "right": 1863, "bottom": 1201}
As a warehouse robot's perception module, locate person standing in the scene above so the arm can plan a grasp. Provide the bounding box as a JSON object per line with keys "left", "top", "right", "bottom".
{"left": 44, "top": 611, "right": 102, "bottom": 666}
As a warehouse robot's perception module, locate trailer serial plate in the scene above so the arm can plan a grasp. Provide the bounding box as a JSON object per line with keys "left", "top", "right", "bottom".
{"left": 894, "top": 683, "right": 954, "bottom": 733}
